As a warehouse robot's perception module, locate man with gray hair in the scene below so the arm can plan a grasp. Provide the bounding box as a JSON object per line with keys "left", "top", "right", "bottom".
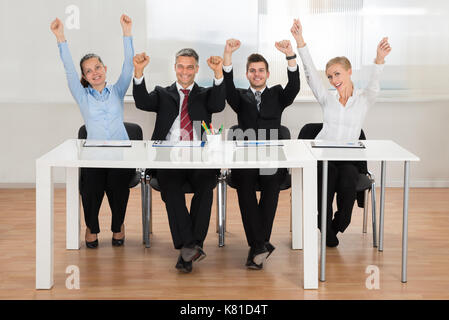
{"left": 132, "top": 48, "right": 225, "bottom": 273}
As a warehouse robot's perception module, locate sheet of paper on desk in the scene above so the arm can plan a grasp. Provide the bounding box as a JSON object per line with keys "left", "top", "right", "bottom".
{"left": 311, "top": 141, "right": 365, "bottom": 148}
{"left": 235, "top": 141, "right": 284, "bottom": 147}
{"left": 152, "top": 140, "right": 205, "bottom": 147}
{"left": 83, "top": 140, "right": 132, "bottom": 147}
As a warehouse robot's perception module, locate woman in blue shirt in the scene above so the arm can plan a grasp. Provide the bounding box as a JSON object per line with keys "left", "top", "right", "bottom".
{"left": 51, "top": 14, "right": 135, "bottom": 248}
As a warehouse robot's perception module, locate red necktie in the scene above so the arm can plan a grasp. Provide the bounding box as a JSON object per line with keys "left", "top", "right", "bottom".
{"left": 180, "top": 89, "right": 193, "bottom": 141}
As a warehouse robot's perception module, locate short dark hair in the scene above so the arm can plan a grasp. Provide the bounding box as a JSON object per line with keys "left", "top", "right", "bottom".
{"left": 175, "top": 48, "right": 199, "bottom": 64}
{"left": 246, "top": 53, "right": 269, "bottom": 72}
{"left": 79, "top": 53, "right": 104, "bottom": 88}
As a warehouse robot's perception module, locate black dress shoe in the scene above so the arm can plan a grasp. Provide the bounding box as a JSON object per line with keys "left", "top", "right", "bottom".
{"left": 175, "top": 255, "right": 193, "bottom": 273}
{"left": 112, "top": 237, "right": 125, "bottom": 247}
{"left": 326, "top": 228, "right": 339, "bottom": 247}
{"left": 265, "top": 242, "right": 276, "bottom": 259}
{"left": 85, "top": 239, "right": 98, "bottom": 249}
{"left": 245, "top": 246, "right": 268, "bottom": 269}
{"left": 246, "top": 259, "right": 263, "bottom": 270}
{"left": 181, "top": 245, "right": 206, "bottom": 262}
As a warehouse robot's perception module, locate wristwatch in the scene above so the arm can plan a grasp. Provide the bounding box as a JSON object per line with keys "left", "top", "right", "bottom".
{"left": 286, "top": 54, "right": 297, "bottom": 60}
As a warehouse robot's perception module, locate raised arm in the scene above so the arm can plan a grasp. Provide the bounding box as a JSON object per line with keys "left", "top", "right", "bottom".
{"left": 222, "top": 39, "right": 242, "bottom": 112}
{"left": 291, "top": 18, "right": 328, "bottom": 105}
{"left": 132, "top": 52, "right": 160, "bottom": 112}
{"left": 206, "top": 56, "right": 226, "bottom": 113}
{"left": 365, "top": 37, "right": 391, "bottom": 103}
{"left": 51, "top": 18, "right": 86, "bottom": 105}
{"left": 114, "top": 14, "right": 135, "bottom": 98}
{"left": 274, "top": 40, "right": 300, "bottom": 107}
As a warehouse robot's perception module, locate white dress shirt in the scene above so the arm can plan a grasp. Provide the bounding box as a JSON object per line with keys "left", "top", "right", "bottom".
{"left": 134, "top": 76, "right": 223, "bottom": 141}
{"left": 297, "top": 45, "right": 384, "bottom": 142}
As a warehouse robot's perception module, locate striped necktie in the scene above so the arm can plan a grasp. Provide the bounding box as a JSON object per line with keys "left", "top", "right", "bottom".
{"left": 180, "top": 89, "right": 193, "bottom": 141}
{"left": 255, "top": 90, "right": 261, "bottom": 112}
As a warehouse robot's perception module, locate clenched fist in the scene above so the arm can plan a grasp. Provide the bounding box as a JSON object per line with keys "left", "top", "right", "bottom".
{"left": 207, "top": 56, "right": 224, "bottom": 79}
{"left": 275, "top": 40, "right": 294, "bottom": 56}
{"left": 50, "top": 18, "right": 65, "bottom": 42}
{"left": 224, "top": 39, "right": 241, "bottom": 54}
{"left": 120, "top": 14, "right": 132, "bottom": 36}
{"left": 133, "top": 53, "right": 150, "bottom": 78}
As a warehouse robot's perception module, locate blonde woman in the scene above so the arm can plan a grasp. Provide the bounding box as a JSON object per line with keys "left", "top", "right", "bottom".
{"left": 292, "top": 18, "right": 391, "bottom": 247}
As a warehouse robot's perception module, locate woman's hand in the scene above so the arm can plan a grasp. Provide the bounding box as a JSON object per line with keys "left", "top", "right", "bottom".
{"left": 120, "top": 14, "right": 132, "bottom": 37}
{"left": 291, "top": 18, "right": 305, "bottom": 48}
{"left": 133, "top": 53, "right": 150, "bottom": 78}
{"left": 207, "top": 56, "right": 224, "bottom": 79}
{"left": 50, "top": 18, "right": 66, "bottom": 43}
{"left": 375, "top": 37, "right": 391, "bottom": 64}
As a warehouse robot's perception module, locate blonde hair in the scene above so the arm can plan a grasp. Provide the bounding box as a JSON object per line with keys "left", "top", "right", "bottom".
{"left": 326, "top": 57, "right": 352, "bottom": 72}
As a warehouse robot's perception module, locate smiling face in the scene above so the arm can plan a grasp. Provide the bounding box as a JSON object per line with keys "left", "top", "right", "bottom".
{"left": 174, "top": 56, "right": 199, "bottom": 88}
{"left": 246, "top": 61, "right": 270, "bottom": 90}
{"left": 81, "top": 57, "right": 107, "bottom": 88}
{"left": 326, "top": 63, "right": 352, "bottom": 92}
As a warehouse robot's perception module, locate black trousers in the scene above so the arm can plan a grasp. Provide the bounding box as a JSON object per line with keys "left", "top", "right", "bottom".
{"left": 80, "top": 168, "right": 134, "bottom": 234}
{"left": 317, "top": 161, "right": 359, "bottom": 233}
{"left": 157, "top": 169, "right": 217, "bottom": 250}
{"left": 232, "top": 168, "right": 286, "bottom": 249}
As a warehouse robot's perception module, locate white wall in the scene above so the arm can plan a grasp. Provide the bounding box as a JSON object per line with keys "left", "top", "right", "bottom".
{"left": 1, "top": 99, "right": 448, "bottom": 187}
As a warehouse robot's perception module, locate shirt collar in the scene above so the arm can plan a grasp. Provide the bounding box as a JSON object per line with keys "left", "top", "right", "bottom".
{"left": 176, "top": 82, "right": 195, "bottom": 93}
{"left": 249, "top": 86, "right": 266, "bottom": 95}
{"left": 88, "top": 83, "right": 111, "bottom": 95}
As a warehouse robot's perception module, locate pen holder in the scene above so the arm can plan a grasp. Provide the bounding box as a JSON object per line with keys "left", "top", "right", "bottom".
{"left": 206, "top": 133, "right": 222, "bottom": 151}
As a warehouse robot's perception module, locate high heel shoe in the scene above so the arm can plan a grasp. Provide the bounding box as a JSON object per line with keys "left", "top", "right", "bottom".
{"left": 112, "top": 225, "right": 125, "bottom": 246}
{"left": 86, "top": 238, "right": 98, "bottom": 249}
{"left": 112, "top": 237, "right": 125, "bottom": 246}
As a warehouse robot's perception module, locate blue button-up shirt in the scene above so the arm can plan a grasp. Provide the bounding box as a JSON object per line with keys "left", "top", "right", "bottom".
{"left": 58, "top": 36, "right": 134, "bottom": 140}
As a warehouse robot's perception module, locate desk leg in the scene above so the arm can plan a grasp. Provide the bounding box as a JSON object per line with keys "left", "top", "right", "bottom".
{"left": 402, "top": 161, "right": 410, "bottom": 283}
{"left": 36, "top": 162, "right": 54, "bottom": 289}
{"left": 379, "top": 161, "right": 386, "bottom": 252}
{"left": 302, "top": 166, "right": 318, "bottom": 289}
{"left": 66, "top": 167, "right": 80, "bottom": 250}
{"left": 291, "top": 168, "right": 303, "bottom": 250}
{"left": 320, "top": 161, "right": 328, "bottom": 282}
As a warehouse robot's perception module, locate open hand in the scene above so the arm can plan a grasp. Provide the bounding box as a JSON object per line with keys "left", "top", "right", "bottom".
{"left": 376, "top": 37, "right": 391, "bottom": 64}
{"left": 291, "top": 18, "right": 305, "bottom": 47}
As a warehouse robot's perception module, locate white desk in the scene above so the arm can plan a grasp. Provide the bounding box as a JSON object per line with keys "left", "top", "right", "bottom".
{"left": 36, "top": 139, "right": 318, "bottom": 289}
{"left": 305, "top": 140, "right": 420, "bottom": 283}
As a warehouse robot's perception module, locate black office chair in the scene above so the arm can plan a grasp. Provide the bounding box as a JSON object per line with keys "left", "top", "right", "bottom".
{"left": 78, "top": 122, "right": 145, "bottom": 241}
{"left": 219, "top": 125, "right": 293, "bottom": 241}
{"left": 297, "top": 123, "right": 377, "bottom": 247}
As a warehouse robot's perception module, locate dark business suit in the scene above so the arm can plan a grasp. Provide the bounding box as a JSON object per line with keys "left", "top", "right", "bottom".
{"left": 224, "top": 67, "right": 300, "bottom": 250}
{"left": 133, "top": 78, "right": 226, "bottom": 249}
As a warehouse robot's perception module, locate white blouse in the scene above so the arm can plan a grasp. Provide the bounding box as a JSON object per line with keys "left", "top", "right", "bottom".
{"left": 297, "top": 45, "right": 384, "bottom": 142}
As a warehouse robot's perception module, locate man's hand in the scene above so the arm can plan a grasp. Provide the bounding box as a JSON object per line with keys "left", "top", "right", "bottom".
{"left": 224, "top": 39, "right": 241, "bottom": 54}
{"left": 133, "top": 53, "right": 150, "bottom": 78}
{"left": 50, "top": 18, "right": 65, "bottom": 43}
{"left": 275, "top": 40, "right": 294, "bottom": 56}
{"left": 291, "top": 18, "right": 305, "bottom": 48}
{"left": 375, "top": 37, "right": 391, "bottom": 64}
{"left": 207, "top": 56, "right": 224, "bottom": 79}
{"left": 223, "top": 39, "right": 240, "bottom": 67}
{"left": 120, "top": 14, "right": 132, "bottom": 37}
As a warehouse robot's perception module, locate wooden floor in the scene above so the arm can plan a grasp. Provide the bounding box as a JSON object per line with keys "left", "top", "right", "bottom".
{"left": 0, "top": 187, "right": 448, "bottom": 300}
